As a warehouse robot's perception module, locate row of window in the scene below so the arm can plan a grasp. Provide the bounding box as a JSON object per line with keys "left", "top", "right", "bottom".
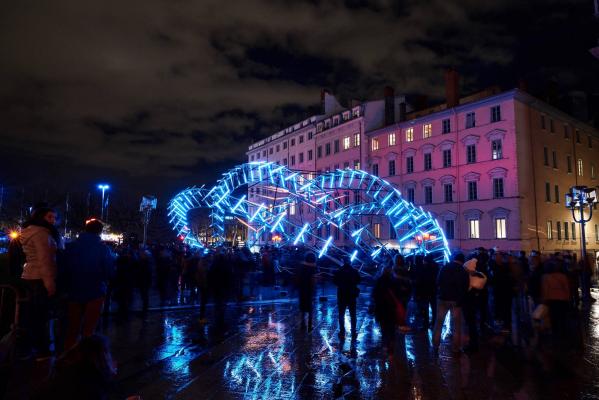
{"left": 542, "top": 148, "right": 596, "bottom": 178}
{"left": 370, "top": 140, "right": 503, "bottom": 177}
{"left": 249, "top": 131, "right": 316, "bottom": 161}
{"left": 371, "top": 105, "right": 502, "bottom": 147}
{"left": 401, "top": 178, "right": 505, "bottom": 205}
{"left": 440, "top": 216, "right": 507, "bottom": 240}
{"left": 541, "top": 115, "right": 594, "bottom": 149}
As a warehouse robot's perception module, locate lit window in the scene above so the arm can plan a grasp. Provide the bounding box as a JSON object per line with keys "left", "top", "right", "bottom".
{"left": 547, "top": 221, "right": 553, "bottom": 240}
{"left": 371, "top": 138, "right": 379, "bottom": 151}
{"left": 469, "top": 219, "right": 480, "bottom": 239}
{"left": 423, "top": 124, "right": 432, "bottom": 138}
{"left": 389, "top": 132, "right": 396, "bottom": 146}
{"left": 343, "top": 136, "right": 351, "bottom": 150}
{"left": 405, "top": 128, "right": 414, "bottom": 142}
{"left": 289, "top": 202, "right": 296, "bottom": 215}
{"left": 354, "top": 160, "right": 360, "bottom": 170}
{"left": 495, "top": 218, "right": 506, "bottom": 239}
{"left": 354, "top": 133, "right": 360, "bottom": 147}
{"left": 578, "top": 159, "right": 584, "bottom": 176}
{"left": 492, "top": 139, "right": 502, "bottom": 160}
{"left": 373, "top": 223, "right": 381, "bottom": 239}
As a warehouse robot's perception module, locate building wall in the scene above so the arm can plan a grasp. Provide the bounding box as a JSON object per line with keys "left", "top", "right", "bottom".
{"left": 246, "top": 88, "right": 599, "bottom": 255}
{"left": 515, "top": 96, "right": 599, "bottom": 254}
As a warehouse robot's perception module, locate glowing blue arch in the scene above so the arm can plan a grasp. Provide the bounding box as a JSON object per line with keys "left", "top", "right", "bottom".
{"left": 169, "top": 162, "right": 450, "bottom": 264}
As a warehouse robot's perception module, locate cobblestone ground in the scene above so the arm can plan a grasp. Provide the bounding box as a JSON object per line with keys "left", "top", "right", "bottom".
{"left": 98, "top": 286, "right": 599, "bottom": 400}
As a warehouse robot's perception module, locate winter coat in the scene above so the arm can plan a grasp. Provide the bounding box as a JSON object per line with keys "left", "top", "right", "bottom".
{"left": 436, "top": 261, "right": 469, "bottom": 305}
{"left": 541, "top": 272, "right": 570, "bottom": 302}
{"left": 333, "top": 264, "right": 360, "bottom": 302}
{"left": 61, "top": 233, "right": 115, "bottom": 302}
{"left": 20, "top": 225, "right": 58, "bottom": 294}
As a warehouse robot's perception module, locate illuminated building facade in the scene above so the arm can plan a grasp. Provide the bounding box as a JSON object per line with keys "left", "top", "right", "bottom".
{"left": 248, "top": 86, "right": 599, "bottom": 256}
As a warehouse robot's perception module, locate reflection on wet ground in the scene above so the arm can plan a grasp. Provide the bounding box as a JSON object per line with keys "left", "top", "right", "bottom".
{"left": 102, "top": 287, "right": 599, "bottom": 400}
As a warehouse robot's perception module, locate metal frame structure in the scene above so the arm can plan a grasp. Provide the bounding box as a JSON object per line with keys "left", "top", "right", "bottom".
{"left": 169, "top": 162, "right": 450, "bottom": 264}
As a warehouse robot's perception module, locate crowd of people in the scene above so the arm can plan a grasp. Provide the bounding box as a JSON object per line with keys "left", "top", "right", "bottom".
{"left": 368, "top": 248, "right": 596, "bottom": 358}
{"left": 1, "top": 203, "right": 598, "bottom": 397}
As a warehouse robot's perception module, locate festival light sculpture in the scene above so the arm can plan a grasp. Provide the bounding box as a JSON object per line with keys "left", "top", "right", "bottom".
{"left": 169, "top": 162, "right": 450, "bottom": 265}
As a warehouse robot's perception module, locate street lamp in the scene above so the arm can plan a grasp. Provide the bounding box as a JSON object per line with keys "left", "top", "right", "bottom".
{"left": 565, "top": 185, "right": 598, "bottom": 262}
{"left": 97, "top": 184, "right": 110, "bottom": 221}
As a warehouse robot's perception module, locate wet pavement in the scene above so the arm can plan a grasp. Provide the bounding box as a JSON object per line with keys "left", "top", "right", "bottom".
{"left": 96, "top": 285, "right": 599, "bottom": 400}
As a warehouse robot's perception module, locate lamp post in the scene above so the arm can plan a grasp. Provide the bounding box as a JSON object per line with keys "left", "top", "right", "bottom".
{"left": 565, "top": 185, "right": 598, "bottom": 262}
{"left": 97, "top": 184, "right": 110, "bottom": 220}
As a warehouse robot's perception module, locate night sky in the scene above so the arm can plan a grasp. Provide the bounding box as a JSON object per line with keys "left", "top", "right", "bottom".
{"left": 1, "top": 0, "right": 598, "bottom": 205}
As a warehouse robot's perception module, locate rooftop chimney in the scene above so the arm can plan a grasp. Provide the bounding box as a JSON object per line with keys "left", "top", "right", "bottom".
{"left": 399, "top": 102, "right": 406, "bottom": 122}
{"left": 445, "top": 69, "right": 459, "bottom": 108}
{"left": 384, "top": 86, "right": 395, "bottom": 126}
{"left": 320, "top": 88, "right": 329, "bottom": 115}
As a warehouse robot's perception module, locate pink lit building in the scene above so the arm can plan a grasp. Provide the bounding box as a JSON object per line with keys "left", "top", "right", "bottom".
{"left": 247, "top": 83, "right": 599, "bottom": 259}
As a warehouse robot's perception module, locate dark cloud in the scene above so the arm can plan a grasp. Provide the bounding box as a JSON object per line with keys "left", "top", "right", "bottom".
{"left": 0, "top": 0, "right": 597, "bottom": 197}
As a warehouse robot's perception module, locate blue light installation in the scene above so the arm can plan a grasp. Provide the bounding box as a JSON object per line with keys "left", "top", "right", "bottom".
{"left": 169, "top": 162, "right": 450, "bottom": 264}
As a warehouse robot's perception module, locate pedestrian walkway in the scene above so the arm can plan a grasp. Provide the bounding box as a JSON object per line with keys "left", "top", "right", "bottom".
{"left": 99, "top": 287, "right": 599, "bottom": 400}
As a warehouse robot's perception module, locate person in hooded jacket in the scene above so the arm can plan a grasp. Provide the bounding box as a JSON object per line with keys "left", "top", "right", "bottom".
{"left": 61, "top": 219, "right": 115, "bottom": 350}
{"left": 20, "top": 206, "right": 62, "bottom": 358}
